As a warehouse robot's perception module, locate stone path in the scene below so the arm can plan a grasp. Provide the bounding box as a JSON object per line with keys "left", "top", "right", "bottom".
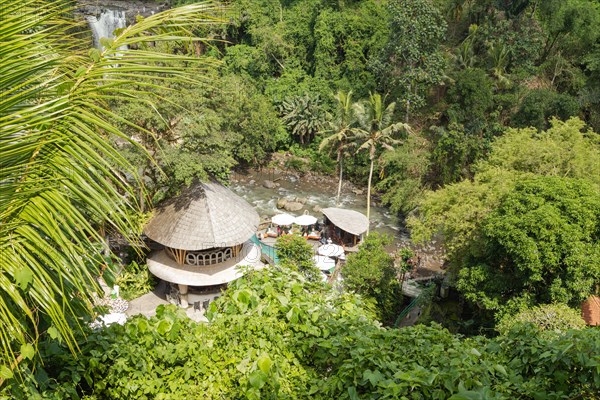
{"left": 127, "top": 280, "right": 215, "bottom": 322}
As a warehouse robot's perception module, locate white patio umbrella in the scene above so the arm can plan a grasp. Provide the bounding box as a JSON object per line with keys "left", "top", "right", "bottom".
{"left": 317, "top": 244, "right": 344, "bottom": 258}
{"left": 294, "top": 213, "right": 317, "bottom": 226}
{"left": 312, "top": 255, "right": 336, "bottom": 272}
{"left": 271, "top": 213, "right": 295, "bottom": 226}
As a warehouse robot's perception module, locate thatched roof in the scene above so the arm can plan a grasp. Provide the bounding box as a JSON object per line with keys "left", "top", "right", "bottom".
{"left": 322, "top": 207, "right": 369, "bottom": 236}
{"left": 144, "top": 181, "right": 259, "bottom": 250}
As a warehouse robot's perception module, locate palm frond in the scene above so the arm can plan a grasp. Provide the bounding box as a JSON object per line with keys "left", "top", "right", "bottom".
{"left": 0, "top": 0, "right": 223, "bottom": 373}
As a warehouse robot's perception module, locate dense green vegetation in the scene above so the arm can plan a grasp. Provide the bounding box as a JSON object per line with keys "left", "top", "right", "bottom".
{"left": 3, "top": 267, "right": 600, "bottom": 399}
{"left": 121, "top": 0, "right": 600, "bottom": 216}
{"left": 342, "top": 233, "right": 404, "bottom": 325}
{"left": 495, "top": 303, "right": 586, "bottom": 336}
{"left": 409, "top": 118, "right": 600, "bottom": 324}
{"left": 3, "top": 0, "right": 600, "bottom": 396}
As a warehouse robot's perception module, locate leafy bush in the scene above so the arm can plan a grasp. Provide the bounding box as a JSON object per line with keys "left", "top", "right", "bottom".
{"left": 496, "top": 303, "right": 586, "bottom": 336}
{"left": 283, "top": 156, "right": 309, "bottom": 173}
{"left": 3, "top": 267, "right": 600, "bottom": 399}
{"left": 512, "top": 89, "right": 580, "bottom": 130}
{"left": 275, "top": 235, "right": 321, "bottom": 282}
{"left": 288, "top": 144, "right": 336, "bottom": 174}
{"left": 343, "top": 233, "right": 404, "bottom": 325}
{"left": 115, "top": 261, "right": 156, "bottom": 301}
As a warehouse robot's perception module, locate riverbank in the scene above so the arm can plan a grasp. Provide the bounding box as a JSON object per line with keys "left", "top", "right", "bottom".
{"left": 230, "top": 156, "right": 446, "bottom": 276}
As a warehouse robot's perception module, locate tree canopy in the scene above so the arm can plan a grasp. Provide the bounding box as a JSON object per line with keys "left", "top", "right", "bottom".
{"left": 3, "top": 266, "right": 600, "bottom": 399}
{"left": 410, "top": 118, "right": 600, "bottom": 317}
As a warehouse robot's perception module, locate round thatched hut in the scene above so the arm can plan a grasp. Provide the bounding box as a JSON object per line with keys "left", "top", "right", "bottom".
{"left": 144, "top": 181, "right": 262, "bottom": 307}
{"left": 321, "top": 207, "right": 369, "bottom": 248}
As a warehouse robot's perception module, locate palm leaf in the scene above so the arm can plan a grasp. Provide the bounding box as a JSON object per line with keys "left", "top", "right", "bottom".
{"left": 0, "top": 0, "right": 223, "bottom": 374}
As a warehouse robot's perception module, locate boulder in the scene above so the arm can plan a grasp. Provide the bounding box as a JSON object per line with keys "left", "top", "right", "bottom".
{"left": 276, "top": 198, "right": 287, "bottom": 209}
{"left": 263, "top": 180, "right": 276, "bottom": 189}
{"left": 284, "top": 202, "right": 304, "bottom": 212}
{"left": 288, "top": 174, "right": 300, "bottom": 182}
{"left": 312, "top": 205, "right": 322, "bottom": 213}
{"left": 295, "top": 197, "right": 308, "bottom": 204}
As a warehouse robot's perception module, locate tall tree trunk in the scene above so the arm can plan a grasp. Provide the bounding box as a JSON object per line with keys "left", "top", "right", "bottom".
{"left": 336, "top": 147, "right": 343, "bottom": 206}
{"left": 366, "top": 158, "right": 374, "bottom": 235}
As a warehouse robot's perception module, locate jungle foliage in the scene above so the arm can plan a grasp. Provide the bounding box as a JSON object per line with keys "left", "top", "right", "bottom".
{"left": 118, "top": 0, "right": 600, "bottom": 215}
{"left": 409, "top": 118, "right": 600, "bottom": 320}
{"left": 4, "top": 0, "right": 600, "bottom": 396}
{"left": 3, "top": 267, "right": 600, "bottom": 399}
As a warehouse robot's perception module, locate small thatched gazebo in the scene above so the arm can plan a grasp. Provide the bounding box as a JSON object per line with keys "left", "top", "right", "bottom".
{"left": 321, "top": 207, "right": 369, "bottom": 247}
{"left": 144, "top": 181, "right": 262, "bottom": 307}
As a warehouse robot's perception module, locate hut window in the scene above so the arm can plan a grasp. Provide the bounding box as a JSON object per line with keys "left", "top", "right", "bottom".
{"left": 185, "top": 247, "right": 233, "bottom": 266}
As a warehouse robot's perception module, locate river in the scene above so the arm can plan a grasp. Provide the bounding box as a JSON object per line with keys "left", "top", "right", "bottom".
{"left": 230, "top": 169, "right": 409, "bottom": 244}
{"left": 230, "top": 169, "right": 445, "bottom": 272}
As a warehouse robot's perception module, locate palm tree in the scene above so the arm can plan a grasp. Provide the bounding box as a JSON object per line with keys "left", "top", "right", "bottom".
{"left": 0, "top": 0, "right": 219, "bottom": 374}
{"left": 353, "top": 93, "right": 411, "bottom": 233}
{"left": 319, "top": 90, "right": 355, "bottom": 205}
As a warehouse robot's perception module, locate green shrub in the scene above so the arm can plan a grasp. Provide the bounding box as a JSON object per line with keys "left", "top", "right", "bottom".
{"left": 288, "top": 144, "right": 336, "bottom": 174}
{"left": 496, "top": 303, "right": 586, "bottom": 336}
{"left": 115, "top": 261, "right": 156, "bottom": 301}
{"left": 343, "top": 233, "right": 404, "bottom": 325}
{"left": 284, "top": 156, "right": 309, "bottom": 173}
{"left": 4, "top": 267, "right": 600, "bottom": 399}
{"left": 275, "top": 235, "right": 321, "bottom": 282}
{"left": 512, "top": 89, "right": 580, "bottom": 130}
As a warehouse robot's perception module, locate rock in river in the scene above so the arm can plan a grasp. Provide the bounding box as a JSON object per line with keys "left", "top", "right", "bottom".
{"left": 284, "top": 202, "right": 304, "bottom": 212}
{"left": 276, "top": 198, "right": 287, "bottom": 209}
{"left": 263, "top": 180, "right": 276, "bottom": 189}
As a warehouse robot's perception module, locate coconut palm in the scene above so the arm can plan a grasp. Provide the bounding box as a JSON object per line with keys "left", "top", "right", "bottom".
{"left": 319, "top": 90, "right": 355, "bottom": 205}
{"left": 353, "top": 93, "right": 411, "bottom": 233}
{"left": 0, "top": 0, "right": 220, "bottom": 374}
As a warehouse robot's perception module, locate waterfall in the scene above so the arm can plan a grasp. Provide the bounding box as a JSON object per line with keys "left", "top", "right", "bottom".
{"left": 87, "top": 9, "right": 127, "bottom": 49}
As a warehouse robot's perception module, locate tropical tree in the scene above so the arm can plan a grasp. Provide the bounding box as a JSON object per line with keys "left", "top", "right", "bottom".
{"left": 378, "top": 0, "right": 447, "bottom": 122}
{"left": 457, "top": 176, "right": 600, "bottom": 315}
{"left": 353, "top": 93, "right": 411, "bottom": 231}
{"left": 409, "top": 119, "right": 600, "bottom": 319}
{"left": 279, "top": 93, "right": 327, "bottom": 145}
{"left": 0, "top": 0, "right": 219, "bottom": 375}
{"left": 319, "top": 90, "right": 356, "bottom": 205}
{"left": 343, "top": 233, "right": 403, "bottom": 324}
